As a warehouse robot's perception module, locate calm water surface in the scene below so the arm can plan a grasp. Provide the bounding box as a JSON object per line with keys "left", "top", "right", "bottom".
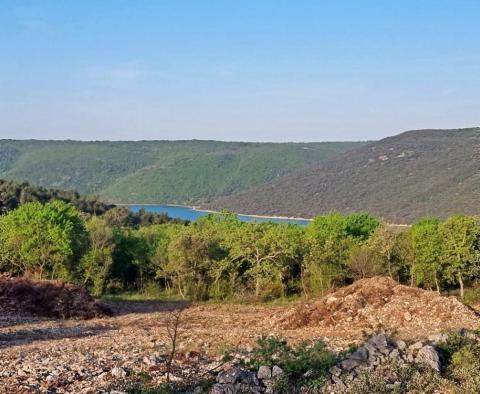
{"left": 127, "top": 204, "right": 311, "bottom": 226}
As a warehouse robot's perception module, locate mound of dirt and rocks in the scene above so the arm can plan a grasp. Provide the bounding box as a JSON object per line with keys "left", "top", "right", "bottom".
{"left": 0, "top": 275, "right": 110, "bottom": 319}
{"left": 279, "top": 277, "right": 480, "bottom": 338}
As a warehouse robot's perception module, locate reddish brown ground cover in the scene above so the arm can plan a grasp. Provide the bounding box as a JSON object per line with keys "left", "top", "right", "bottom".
{"left": 0, "top": 275, "right": 109, "bottom": 319}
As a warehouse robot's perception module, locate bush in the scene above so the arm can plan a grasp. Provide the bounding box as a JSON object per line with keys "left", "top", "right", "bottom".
{"left": 247, "top": 336, "right": 336, "bottom": 393}
{"left": 352, "top": 362, "right": 445, "bottom": 394}
{"left": 462, "top": 285, "right": 480, "bottom": 306}
{"left": 437, "top": 330, "right": 480, "bottom": 392}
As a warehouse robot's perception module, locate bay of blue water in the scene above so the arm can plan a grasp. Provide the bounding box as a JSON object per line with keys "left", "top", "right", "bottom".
{"left": 127, "top": 204, "right": 310, "bottom": 226}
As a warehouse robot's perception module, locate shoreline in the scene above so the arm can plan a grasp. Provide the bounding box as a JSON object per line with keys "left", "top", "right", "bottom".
{"left": 117, "top": 203, "right": 313, "bottom": 222}
{"left": 193, "top": 207, "right": 313, "bottom": 222}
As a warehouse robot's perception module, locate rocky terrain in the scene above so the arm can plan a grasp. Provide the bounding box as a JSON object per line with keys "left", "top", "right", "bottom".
{"left": 279, "top": 277, "right": 480, "bottom": 339}
{"left": 0, "top": 277, "right": 479, "bottom": 393}
{"left": 210, "top": 332, "right": 459, "bottom": 393}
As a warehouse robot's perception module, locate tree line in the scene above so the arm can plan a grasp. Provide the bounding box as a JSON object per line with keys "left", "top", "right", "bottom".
{"left": 0, "top": 199, "right": 479, "bottom": 300}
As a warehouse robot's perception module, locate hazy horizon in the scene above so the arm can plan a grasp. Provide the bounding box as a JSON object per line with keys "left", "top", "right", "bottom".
{"left": 1, "top": 125, "right": 479, "bottom": 143}
{"left": 1, "top": 1, "right": 479, "bottom": 142}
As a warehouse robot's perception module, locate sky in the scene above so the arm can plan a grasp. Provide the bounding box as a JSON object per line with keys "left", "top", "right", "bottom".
{"left": 0, "top": 0, "right": 479, "bottom": 142}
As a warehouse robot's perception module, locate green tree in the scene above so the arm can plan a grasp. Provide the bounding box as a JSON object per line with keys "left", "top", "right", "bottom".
{"left": 165, "top": 229, "right": 224, "bottom": 301}
{"left": 0, "top": 201, "right": 88, "bottom": 280}
{"left": 348, "top": 245, "right": 384, "bottom": 279}
{"left": 226, "top": 222, "right": 303, "bottom": 300}
{"left": 111, "top": 228, "right": 153, "bottom": 290}
{"left": 303, "top": 213, "right": 354, "bottom": 293}
{"left": 440, "top": 215, "right": 480, "bottom": 298}
{"left": 80, "top": 248, "right": 113, "bottom": 296}
{"left": 367, "top": 225, "right": 402, "bottom": 279}
{"left": 344, "top": 212, "right": 380, "bottom": 240}
{"left": 409, "top": 218, "right": 443, "bottom": 292}
{"left": 79, "top": 217, "right": 115, "bottom": 295}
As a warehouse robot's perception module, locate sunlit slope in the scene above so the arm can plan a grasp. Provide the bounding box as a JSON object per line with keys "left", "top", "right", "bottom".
{"left": 205, "top": 128, "right": 480, "bottom": 223}
{"left": 0, "top": 140, "right": 361, "bottom": 204}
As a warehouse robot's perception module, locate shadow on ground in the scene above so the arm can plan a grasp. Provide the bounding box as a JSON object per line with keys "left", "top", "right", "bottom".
{"left": 101, "top": 299, "right": 191, "bottom": 316}
{"left": 0, "top": 323, "right": 115, "bottom": 349}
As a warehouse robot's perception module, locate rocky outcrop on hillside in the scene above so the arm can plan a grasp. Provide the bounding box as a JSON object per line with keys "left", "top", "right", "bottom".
{"left": 210, "top": 365, "right": 284, "bottom": 394}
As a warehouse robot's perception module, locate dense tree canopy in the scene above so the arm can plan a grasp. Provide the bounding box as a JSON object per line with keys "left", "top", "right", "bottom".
{"left": 0, "top": 194, "right": 479, "bottom": 301}
{"left": 0, "top": 201, "right": 88, "bottom": 280}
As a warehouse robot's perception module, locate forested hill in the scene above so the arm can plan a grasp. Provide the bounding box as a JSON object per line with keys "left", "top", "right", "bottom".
{"left": 0, "top": 140, "right": 361, "bottom": 204}
{"left": 0, "top": 179, "right": 114, "bottom": 215}
{"left": 204, "top": 128, "right": 480, "bottom": 223}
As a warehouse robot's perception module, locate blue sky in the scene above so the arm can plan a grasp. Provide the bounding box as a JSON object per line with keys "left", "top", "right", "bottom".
{"left": 0, "top": 0, "right": 479, "bottom": 142}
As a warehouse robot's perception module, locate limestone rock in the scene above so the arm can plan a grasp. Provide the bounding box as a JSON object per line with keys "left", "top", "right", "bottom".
{"left": 416, "top": 345, "right": 441, "bottom": 372}
{"left": 110, "top": 367, "right": 127, "bottom": 379}
{"left": 271, "top": 365, "right": 284, "bottom": 378}
{"left": 217, "top": 367, "right": 244, "bottom": 384}
{"left": 257, "top": 366, "right": 271, "bottom": 380}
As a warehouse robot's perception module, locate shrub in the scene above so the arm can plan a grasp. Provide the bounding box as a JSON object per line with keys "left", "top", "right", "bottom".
{"left": 247, "top": 336, "right": 336, "bottom": 393}
{"left": 352, "top": 362, "right": 445, "bottom": 394}
{"left": 437, "top": 330, "right": 480, "bottom": 392}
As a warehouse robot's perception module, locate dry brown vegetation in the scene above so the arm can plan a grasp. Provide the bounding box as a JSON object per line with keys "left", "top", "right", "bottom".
{"left": 0, "top": 275, "right": 110, "bottom": 319}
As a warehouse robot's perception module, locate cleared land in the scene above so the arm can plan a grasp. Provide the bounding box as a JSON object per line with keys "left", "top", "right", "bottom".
{"left": 1, "top": 277, "right": 479, "bottom": 393}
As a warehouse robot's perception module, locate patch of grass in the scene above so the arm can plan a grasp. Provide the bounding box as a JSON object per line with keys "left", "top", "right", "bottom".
{"left": 351, "top": 362, "right": 446, "bottom": 394}
{"left": 106, "top": 372, "right": 174, "bottom": 394}
{"left": 462, "top": 286, "right": 480, "bottom": 306}
{"left": 102, "top": 290, "right": 184, "bottom": 302}
{"left": 246, "top": 336, "right": 336, "bottom": 393}
{"left": 437, "top": 330, "right": 480, "bottom": 392}
{"left": 102, "top": 290, "right": 302, "bottom": 306}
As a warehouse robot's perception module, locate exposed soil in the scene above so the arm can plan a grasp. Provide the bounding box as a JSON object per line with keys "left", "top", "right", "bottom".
{"left": 0, "top": 277, "right": 479, "bottom": 393}
{"left": 279, "top": 277, "right": 480, "bottom": 339}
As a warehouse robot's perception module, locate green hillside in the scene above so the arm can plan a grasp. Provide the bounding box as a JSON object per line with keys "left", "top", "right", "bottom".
{"left": 0, "top": 140, "right": 361, "bottom": 204}
{"left": 205, "top": 128, "right": 480, "bottom": 223}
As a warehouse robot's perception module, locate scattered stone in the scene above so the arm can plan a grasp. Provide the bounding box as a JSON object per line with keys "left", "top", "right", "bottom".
{"left": 329, "top": 366, "right": 342, "bottom": 376}
{"left": 110, "top": 367, "right": 127, "bottom": 379}
{"left": 368, "top": 334, "right": 388, "bottom": 350}
{"left": 396, "top": 340, "right": 407, "bottom": 350}
{"left": 341, "top": 358, "right": 359, "bottom": 371}
{"left": 416, "top": 345, "right": 441, "bottom": 372}
{"left": 257, "top": 366, "right": 271, "bottom": 380}
{"left": 409, "top": 341, "right": 423, "bottom": 351}
{"left": 349, "top": 346, "right": 368, "bottom": 361}
{"left": 217, "top": 367, "right": 244, "bottom": 384}
{"left": 271, "top": 365, "right": 284, "bottom": 378}
{"left": 210, "top": 383, "right": 235, "bottom": 394}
